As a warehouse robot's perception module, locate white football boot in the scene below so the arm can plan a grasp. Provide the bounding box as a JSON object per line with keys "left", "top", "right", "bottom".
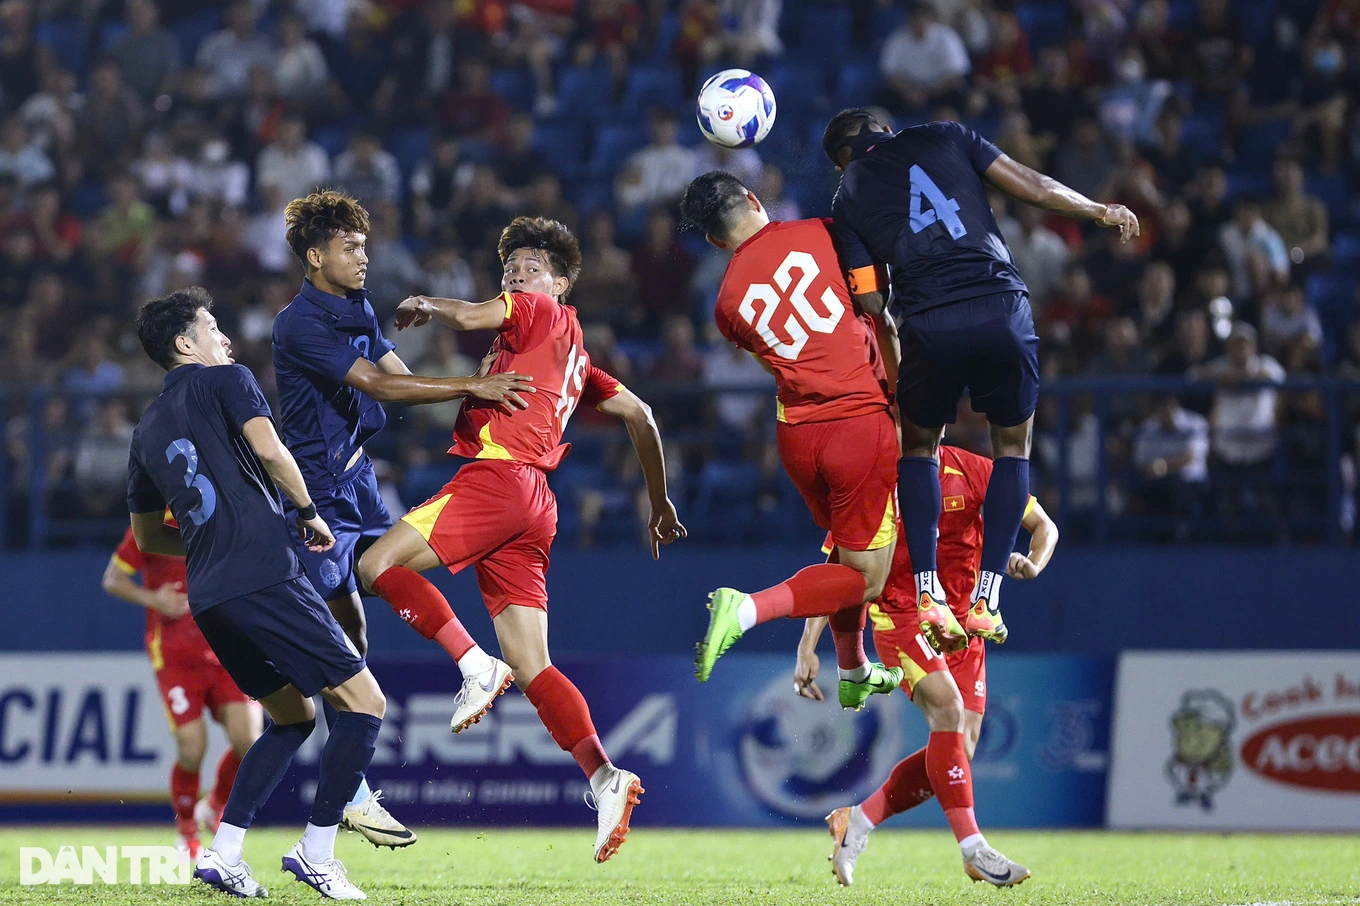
{"left": 341, "top": 789, "right": 417, "bottom": 849}
{"left": 825, "top": 806, "right": 870, "bottom": 886}
{"left": 963, "top": 843, "right": 1031, "bottom": 887}
{"left": 194, "top": 848, "right": 268, "bottom": 898}
{"left": 450, "top": 658, "right": 514, "bottom": 733}
{"left": 585, "top": 765, "right": 644, "bottom": 863}
{"left": 281, "top": 842, "right": 367, "bottom": 900}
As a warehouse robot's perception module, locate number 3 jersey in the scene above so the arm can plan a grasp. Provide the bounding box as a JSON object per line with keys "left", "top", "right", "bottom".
{"left": 127, "top": 363, "right": 303, "bottom": 615}
{"left": 713, "top": 218, "right": 890, "bottom": 425}
{"left": 831, "top": 120, "right": 1028, "bottom": 316}
{"left": 449, "top": 291, "right": 621, "bottom": 470}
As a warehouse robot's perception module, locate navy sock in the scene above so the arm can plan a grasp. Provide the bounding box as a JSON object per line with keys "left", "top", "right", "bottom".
{"left": 322, "top": 699, "right": 339, "bottom": 730}
{"left": 310, "top": 711, "right": 382, "bottom": 827}
{"left": 221, "top": 718, "right": 315, "bottom": 829}
{"left": 980, "top": 457, "right": 1030, "bottom": 575}
{"left": 898, "top": 456, "right": 942, "bottom": 573}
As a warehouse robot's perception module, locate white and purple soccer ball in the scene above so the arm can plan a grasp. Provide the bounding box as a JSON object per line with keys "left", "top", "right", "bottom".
{"left": 696, "top": 69, "right": 777, "bottom": 148}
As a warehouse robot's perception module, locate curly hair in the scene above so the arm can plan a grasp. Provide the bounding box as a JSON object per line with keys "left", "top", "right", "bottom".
{"left": 137, "top": 286, "right": 213, "bottom": 371}
{"left": 284, "top": 189, "right": 371, "bottom": 267}
{"left": 497, "top": 216, "right": 582, "bottom": 296}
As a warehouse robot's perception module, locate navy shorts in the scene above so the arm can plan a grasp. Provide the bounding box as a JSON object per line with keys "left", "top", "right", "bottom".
{"left": 286, "top": 459, "right": 393, "bottom": 602}
{"left": 195, "top": 577, "right": 366, "bottom": 699}
{"left": 898, "top": 292, "right": 1039, "bottom": 429}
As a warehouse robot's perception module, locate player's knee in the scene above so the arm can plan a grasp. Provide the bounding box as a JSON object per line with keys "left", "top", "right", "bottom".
{"left": 862, "top": 572, "right": 887, "bottom": 603}
{"left": 175, "top": 746, "right": 205, "bottom": 772}
{"left": 964, "top": 729, "right": 979, "bottom": 761}
{"left": 919, "top": 683, "right": 966, "bottom": 732}
{"left": 355, "top": 550, "right": 384, "bottom": 594}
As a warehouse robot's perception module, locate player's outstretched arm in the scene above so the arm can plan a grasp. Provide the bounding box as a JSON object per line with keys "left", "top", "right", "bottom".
{"left": 395, "top": 294, "right": 509, "bottom": 332}
{"left": 594, "top": 387, "right": 687, "bottom": 559}
{"left": 1007, "top": 499, "right": 1059, "bottom": 580}
{"left": 241, "top": 416, "right": 335, "bottom": 553}
{"left": 795, "top": 617, "right": 829, "bottom": 701}
{"left": 101, "top": 556, "right": 189, "bottom": 618}
{"left": 984, "top": 154, "right": 1140, "bottom": 243}
{"left": 129, "top": 511, "right": 186, "bottom": 557}
{"left": 343, "top": 356, "right": 534, "bottom": 411}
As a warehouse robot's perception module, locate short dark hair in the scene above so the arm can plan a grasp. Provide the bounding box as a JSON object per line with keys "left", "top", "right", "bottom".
{"left": 822, "top": 107, "right": 879, "bottom": 165}
{"left": 284, "top": 189, "right": 371, "bottom": 267}
{"left": 137, "top": 286, "right": 213, "bottom": 370}
{"left": 679, "top": 170, "right": 749, "bottom": 241}
{"left": 497, "top": 216, "right": 582, "bottom": 296}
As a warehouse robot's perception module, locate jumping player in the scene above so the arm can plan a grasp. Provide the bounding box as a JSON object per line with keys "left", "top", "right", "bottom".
{"left": 679, "top": 170, "right": 915, "bottom": 706}
{"left": 102, "top": 524, "right": 262, "bottom": 858}
{"left": 272, "top": 190, "right": 534, "bottom": 847}
{"left": 821, "top": 109, "right": 1133, "bottom": 644}
{"left": 357, "top": 216, "right": 685, "bottom": 864}
{"left": 804, "top": 443, "right": 1058, "bottom": 887}
{"left": 131, "top": 288, "right": 387, "bottom": 899}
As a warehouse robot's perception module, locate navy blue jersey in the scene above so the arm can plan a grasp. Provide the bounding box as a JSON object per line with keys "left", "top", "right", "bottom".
{"left": 832, "top": 121, "right": 1028, "bottom": 315}
{"left": 127, "top": 364, "right": 303, "bottom": 614}
{"left": 272, "top": 280, "right": 397, "bottom": 487}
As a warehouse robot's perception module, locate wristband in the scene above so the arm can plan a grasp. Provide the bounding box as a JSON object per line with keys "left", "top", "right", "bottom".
{"left": 298, "top": 503, "right": 317, "bottom": 521}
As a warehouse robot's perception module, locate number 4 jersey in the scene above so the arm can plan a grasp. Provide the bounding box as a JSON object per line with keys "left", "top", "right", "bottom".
{"left": 128, "top": 363, "right": 304, "bottom": 615}
{"left": 450, "top": 291, "right": 621, "bottom": 469}
{"left": 713, "top": 218, "right": 890, "bottom": 424}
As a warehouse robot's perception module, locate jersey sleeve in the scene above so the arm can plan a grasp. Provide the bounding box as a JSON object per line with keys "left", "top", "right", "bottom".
{"left": 582, "top": 365, "right": 624, "bottom": 408}
{"left": 127, "top": 447, "right": 166, "bottom": 514}
{"left": 113, "top": 526, "right": 145, "bottom": 574}
{"left": 214, "top": 364, "right": 275, "bottom": 432}
{"left": 940, "top": 121, "right": 1003, "bottom": 176}
{"left": 498, "top": 292, "right": 556, "bottom": 354}
{"left": 275, "top": 310, "right": 364, "bottom": 384}
{"left": 712, "top": 286, "right": 752, "bottom": 351}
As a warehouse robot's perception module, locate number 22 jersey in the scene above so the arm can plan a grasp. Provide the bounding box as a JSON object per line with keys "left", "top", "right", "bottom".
{"left": 449, "top": 291, "right": 621, "bottom": 470}
{"left": 713, "top": 218, "right": 890, "bottom": 425}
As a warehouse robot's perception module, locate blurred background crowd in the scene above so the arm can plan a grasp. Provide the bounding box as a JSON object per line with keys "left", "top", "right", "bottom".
{"left": 1, "top": 0, "right": 1358, "bottom": 550}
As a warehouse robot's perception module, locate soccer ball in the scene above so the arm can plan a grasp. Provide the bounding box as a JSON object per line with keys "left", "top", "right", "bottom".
{"left": 696, "top": 69, "right": 777, "bottom": 148}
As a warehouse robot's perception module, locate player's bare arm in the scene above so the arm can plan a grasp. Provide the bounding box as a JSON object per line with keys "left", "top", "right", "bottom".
{"left": 396, "top": 293, "right": 510, "bottom": 332}
{"left": 984, "top": 154, "right": 1140, "bottom": 242}
{"left": 594, "top": 387, "right": 686, "bottom": 560}
{"left": 240, "top": 416, "right": 335, "bottom": 553}
{"left": 343, "top": 355, "right": 534, "bottom": 411}
{"left": 376, "top": 349, "right": 413, "bottom": 375}
{"left": 130, "top": 510, "right": 186, "bottom": 556}
{"left": 795, "top": 616, "right": 830, "bottom": 701}
{"left": 1007, "top": 499, "right": 1059, "bottom": 580}
{"left": 101, "top": 556, "right": 190, "bottom": 618}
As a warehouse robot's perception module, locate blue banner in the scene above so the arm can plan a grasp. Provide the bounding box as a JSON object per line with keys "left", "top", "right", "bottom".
{"left": 253, "top": 653, "right": 1112, "bottom": 829}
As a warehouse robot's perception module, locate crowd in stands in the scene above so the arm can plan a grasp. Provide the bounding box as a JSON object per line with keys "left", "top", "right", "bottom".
{"left": 1, "top": 0, "right": 1358, "bottom": 548}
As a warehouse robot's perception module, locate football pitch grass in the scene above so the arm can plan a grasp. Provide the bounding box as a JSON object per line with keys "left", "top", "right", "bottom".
{"left": 0, "top": 826, "right": 1356, "bottom": 905}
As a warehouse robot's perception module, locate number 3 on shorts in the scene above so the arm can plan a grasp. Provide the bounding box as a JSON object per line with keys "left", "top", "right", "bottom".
{"left": 909, "top": 165, "right": 967, "bottom": 240}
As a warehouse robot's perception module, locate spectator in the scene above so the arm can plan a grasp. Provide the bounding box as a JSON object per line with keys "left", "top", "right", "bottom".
{"left": 27, "top": 182, "right": 81, "bottom": 265}
{"left": 649, "top": 314, "right": 704, "bottom": 384}
{"left": 1149, "top": 198, "right": 1204, "bottom": 288}
{"left": 1131, "top": 0, "right": 1182, "bottom": 81}
{"left": 703, "top": 340, "right": 774, "bottom": 434}
{"left": 758, "top": 166, "right": 799, "bottom": 222}
{"left": 195, "top": 0, "right": 274, "bottom": 99}
{"left": 693, "top": 142, "right": 764, "bottom": 193}
{"left": 449, "top": 165, "right": 512, "bottom": 250}
{"left": 202, "top": 206, "right": 262, "bottom": 302}
{"left": 1142, "top": 107, "right": 1197, "bottom": 196}
{"left": 717, "top": 0, "right": 783, "bottom": 65}
{"left": 616, "top": 110, "right": 698, "bottom": 213}
{"left": 63, "top": 333, "right": 125, "bottom": 399}
{"left": 355, "top": 200, "right": 420, "bottom": 316}
{"left": 77, "top": 62, "right": 144, "bottom": 179}
{"left": 673, "top": 0, "right": 723, "bottom": 92}
{"left": 324, "top": 8, "right": 398, "bottom": 116}
{"left": 0, "top": 0, "right": 40, "bottom": 109}
{"left": 1052, "top": 116, "right": 1116, "bottom": 203}
{"left": 18, "top": 66, "right": 81, "bottom": 155}
{"left": 1188, "top": 164, "right": 1231, "bottom": 234}
{"left": 495, "top": 113, "right": 548, "bottom": 190}
{"left": 1131, "top": 261, "right": 1178, "bottom": 354}
{"left": 110, "top": 0, "right": 182, "bottom": 104}
{"left": 878, "top": 2, "right": 971, "bottom": 113}
{"left": 1263, "top": 158, "right": 1330, "bottom": 275}
{"left": 1132, "top": 394, "right": 1211, "bottom": 539}
{"left": 73, "top": 398, "right": 136, "bottom": 517}
{"left": 1260, "top": 284, "right": 1323, "bottom": 362}
{"left": 244, "top": 184, "right": 292, "bottom": 274}
{"left": 1043, "top": 265, "right": 1114, "bottom": 360}
{"left": 973, "top": 11, "right": 1032, "bottom": 97}
{"left": 1000, "top": 203, "right": 1068, "bottom": 308}
{"left": 132, "top": 131, "right": 194, "bottom": 216}
{"left": 572, "top": 210, "right": 639, "bottom": 326}
{"left": 410, "top": 134, "right": 469, "bottom": 235}
{"left": 190, "top": 136, "right": 250, "bottom": 209}
{"left": 255, "top": 115, "right": 330, "bottom": 201}
{"left": 1190, "top": 322, "right": 1285, "bottom": 468}
{"left": 273, "top": 13, "right": 330, "bottom": 106}
{"left": 1294, "top": 31, "right": 1349, "bottom": 173}
{"left": 1218, "top": 199, "right": 1290, "bottom": 302}
{"left": 1099, "top": 46, "right": 1171, "bottom": 145}
{"left": 0, "top": 116, "right": 54, "bottom": 188}
{"left": 439, "top": 58, "right": 510, "bottom": 141}
{"left": 1185, "top": 0, "right": 1252, "bottom": 97}
{"left": 1335, "top": 320, "right": 1360, "bottom": 380}
{"left": 995, "top": 109, "right": 1051, "bottom": 171}
{"left": 521, "top": 173, "right": 580, "bottom": 234}
{"left": 420, "top": 244, "right": 477, "bottom": 307}
{"left": 631, "top": 208, "right": 696, "bottom": 330}
{"left": 1086, "top": 317, "right": 1149, "bottom": 377}
{"left": 573, "top": 0, "right": 643, "bottom": 90}
{"left": 0, "top": 226, "right": 38, "bottom": 309}
{"left": 333, "top": 131, "right": 402, "bottom": 207}
{"left": 1023, "top": 46, "right": 1078, "bottom": 142}
{"left": 98, "top": 173, "right": 157, "bottom": 267}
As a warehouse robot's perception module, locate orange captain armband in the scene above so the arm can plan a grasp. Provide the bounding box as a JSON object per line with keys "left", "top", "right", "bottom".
{"left": 846, "top": 264, "right": 887, "bottom": 295}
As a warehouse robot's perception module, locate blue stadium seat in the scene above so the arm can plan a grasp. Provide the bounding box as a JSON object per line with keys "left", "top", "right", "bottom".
{"left": 765, "top": 63, "right": 827, "bottom": 123}
{"left": 692, "top": 462, "right": 761, "bottom": 542}
{"left": 836, "top": 61, "right": 881, "bottom": 109}
{"left": 1014, "top": 1, "right": 1070, "bottom": 50}
{"left": 652, "top": 10, "right": 681, "bottom": 56}
{"left": 171, "top": 8, "right": 224, "bottom": 62}
{"left": 587, "top": 123, "right": 649, "bottom": 179}
{"left": 567, "top": 179, "right": 616, "bottom": 217}
{"left": 490, "top": 68, "right": 535, "bottom": 111}
{"left": 532, "top": 119, "right": 587, "bottom": 180}
{"left": 1167, "top": 0, "right": 1198, "bottom": 29}
{"left": 1237, "top": 118, "right": 1292, "bottom": 172}
{"left": 556, "top": 63, "right": 615, "bottom": 121}
{"left": 310, "top": 125, "right": 352, "bottom": 159}
{"left": 1179, "top": 111, "right": 1224, "bottom": 164}
{"left": 387, "top": 129, "right": 431, "bottom": 180}
{"left": 620, "top": 63, "right": 683, "bottom": 114}
{"left": 1225, "top": 169, "right": 1271, "bottom": 201}
{"left": 33, "top": 19, "right": 86, "bottom": 80}
{"left": 98, "top": 20, "right": 129, "bottom": 54}
{"left": 1332, "top": 232, "right": 1360, "bottom": 273}
{"left": 1306, "top": 172, "right": 1349, "bottom": 223}
{"left": 797, "top": 7, "right": 852, "bottom": 58}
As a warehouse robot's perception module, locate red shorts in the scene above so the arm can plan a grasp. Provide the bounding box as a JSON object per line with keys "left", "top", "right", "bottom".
{"left": 402, "top": 460, "right": 557, "bottom": 618}
{"left": 776, "top": 409, "right": 898, "bottom": 551}
{"left": 870, "top": 607, "right": 988, "bottom": 713}
{"left": 155, "top": 659, "right": 251, "bottom": 730}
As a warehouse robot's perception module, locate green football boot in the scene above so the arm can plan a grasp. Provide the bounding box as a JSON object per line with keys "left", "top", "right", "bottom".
{"left": 838, "top": 663, "right": 905, "bottom": 711}
{"left": 695, "top": 588, "right": 746, "bottom": 682}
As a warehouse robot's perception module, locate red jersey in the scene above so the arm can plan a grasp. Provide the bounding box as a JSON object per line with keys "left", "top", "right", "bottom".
{"left": 714, "top": 219, "right": 890, "bottom": 425}
{"left": 112, "top": 527, "right": 218, "bottom": 670}
{"left": 450, "top": 292, "right": 622, "bottom": 470}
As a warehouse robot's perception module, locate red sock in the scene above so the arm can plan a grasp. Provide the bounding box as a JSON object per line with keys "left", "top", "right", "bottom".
{"left": 372, "top": 566, "right": 475, "bottom": 659}
{"left": 170, "top": 763, "right": 199, "bottom": 837}
{"left": 926, "top": 731, "right": 980, "bottom": 843}
{"left": 750, "top": 565, "right": 867, "bottom": 623}
{"left": 861, "top": 747, "right": 932, "bottom": 825}
{"left": 523, "top": 667, "right": 609, "bottom": 779}
{"left": 208, "top": 750, "right": 241, "bottom": 813}
{"left": 828, "top": 602, "right": 868, "bottom": 669}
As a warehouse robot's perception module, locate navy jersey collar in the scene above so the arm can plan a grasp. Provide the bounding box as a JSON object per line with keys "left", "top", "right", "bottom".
{"left": 299, "top": 278, "right": 369, "bottom": 317}
{"left": 163, "top": 362, "right": 205, "bottom": 389}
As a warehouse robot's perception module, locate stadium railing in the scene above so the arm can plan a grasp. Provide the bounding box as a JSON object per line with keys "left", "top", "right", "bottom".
{"left": 3, "top": 377, "right": 1358, "bottom": 549}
